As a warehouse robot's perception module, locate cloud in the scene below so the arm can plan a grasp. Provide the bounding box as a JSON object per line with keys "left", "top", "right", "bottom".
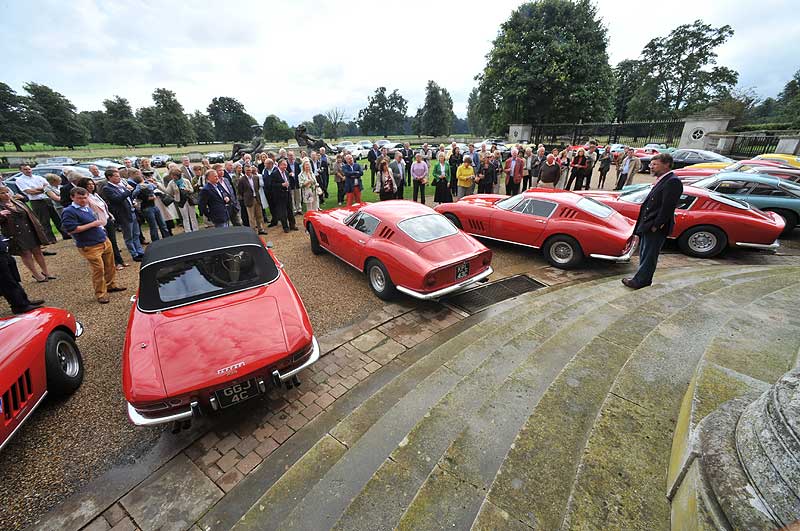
{"left": 1, "top": 0, "right": 795, "bottom": 126}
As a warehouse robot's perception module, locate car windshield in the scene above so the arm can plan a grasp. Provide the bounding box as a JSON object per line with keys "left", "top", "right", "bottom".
{"left": 780, "top": 180, "right": 800, "bottom": 197}
{"left": 618, "top": 187, "right": 651, "bottom": 204}
{"left": 576, "top": 197, "right": 615, "bottom": 218}
{"left": 496, "top": 195, "right": 525, "bottom": 210}
{"left": 710, "top": 193, "right": 750, "bottom": 210}
{"left": 137, "top": 245, "right": 279, "bottom": 312}
{"left": 397, "top": 214, "right": 458, "bottom": 243}
{"left": 694, "top": 150, "right": 731, "bottom": 162}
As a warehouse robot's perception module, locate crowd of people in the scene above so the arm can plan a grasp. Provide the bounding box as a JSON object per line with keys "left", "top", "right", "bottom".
{"left": 0, "top": 139, "right": 647, "bottom": 312}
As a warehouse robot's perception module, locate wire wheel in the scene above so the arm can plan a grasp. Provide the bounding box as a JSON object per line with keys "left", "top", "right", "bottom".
{"left": 550, "top": 241, "right": 574, "bottom": 264}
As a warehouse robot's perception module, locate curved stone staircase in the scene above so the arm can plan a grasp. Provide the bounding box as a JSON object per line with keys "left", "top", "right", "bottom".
{"left": 193, "top": 264, "right": 800, "bottom": 531}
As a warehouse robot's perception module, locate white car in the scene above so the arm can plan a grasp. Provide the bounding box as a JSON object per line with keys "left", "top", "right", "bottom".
{"left": 357, "top": 140, "right": 373, "bottom": 150}
{"left": 344, "top": 145, "right": 369, "bottom": 160}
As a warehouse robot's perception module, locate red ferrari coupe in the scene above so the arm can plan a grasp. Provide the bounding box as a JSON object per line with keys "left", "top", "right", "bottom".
{"left": 1, "top": 308, "right": 84, "bottom": 451}
{"left": 434, "top": 189, "right": 637, "bottom": 269}
{"left": 580, "top": 186, "right": 785, "bottom": 258}
{"left": 303, "top": 201, "right": 493, "bottom": 300}
{"left": 123, "top": 228, "right": 319, "bottom": 428}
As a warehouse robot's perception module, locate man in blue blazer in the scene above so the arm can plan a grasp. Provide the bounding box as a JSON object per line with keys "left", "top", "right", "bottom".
{"left": 101, "top": 168, "right": 145, "bottom": 261}
{"left": 623, "top": 153, "right": 683, "bottom": 289}
{"left": 198, "top": 169, "right": 232, "bottom": 228}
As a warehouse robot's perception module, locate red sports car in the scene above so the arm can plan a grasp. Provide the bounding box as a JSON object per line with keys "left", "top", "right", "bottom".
{"left": 579, "top": 186, "right": 785, "bottom": 258}
{"left": 1, "top": 308, "right": 84, "bottom": 451}
{"left": 434, "top": 189, "right": 637, "bottom": 269}
{"left": 123, "top": 227, "right": 319, "bottom": 428}
{"left": 303, "top": 201, "right": 493, "bottom": 300}
{"left": 673, "top": 159, "right": 793, "bottom": 184}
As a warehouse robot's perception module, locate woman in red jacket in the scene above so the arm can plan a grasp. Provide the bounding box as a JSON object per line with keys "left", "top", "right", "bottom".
{"left": 567, "top": 148, "right": 589, "bottom": 190}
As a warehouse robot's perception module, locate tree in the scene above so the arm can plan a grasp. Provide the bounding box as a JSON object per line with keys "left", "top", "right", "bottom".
{"left": 612, "top": 59, "right": 646, "bottom": 122}
{"left": 467, "top": 87, "right": 487, "bottom": 136}
{"left": 262, "top": 114, "right": 293, "bottom": 142}
{"left": 778, "top": 70, "right": 800, "bottom": 126}
{"left": 151, "top": 88, "right": 194, "bottom": 146}
{"left": 78, "top": 110, "right": 107, "bottom": 143}
{"left": 420, "top": 81, "right": 455, "bottom": 136}
{"left": 103, "top": 96, "right": 147, "bottom": 146}
{"left": 24, "top": 82, "right": 88, "bottom": 148}
{"left": 708, "top": 87, "right": 760, "bottom": 127}
{"left": 411, "top": 108, "right": 423, "bottom": 137}
{"left": 189, "top": 111, "right": 215, "bottom": 143}
{"left": 310, "top": 114, "right": 331, "bottom": 136}
{"left": 358, "top": 87, "right": 408, "bottom": 136}
{"left": 324, "top": 107, "right": 347, "bottom": 139}
{"left": 207, "top": 97, "right": 257, "bottom": 141}
{"left": 633, "top": 20, "right": 737, "bottom": 118}
{"left": 475, "top": 0, "right": 613, "bottom": 131}
{"left": 0, "top": 82, "right": 52, "bottom": 150}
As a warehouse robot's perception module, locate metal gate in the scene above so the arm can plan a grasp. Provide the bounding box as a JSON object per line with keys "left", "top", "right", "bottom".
{"left": 729, "top": 135, "right": 780, "bottom": 158}
{"left": 529, "top": 120, "right": 684, "bottom": 150}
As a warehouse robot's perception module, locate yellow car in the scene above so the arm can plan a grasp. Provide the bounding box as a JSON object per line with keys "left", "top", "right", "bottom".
{"left": 754, "top": 153, "right": 800, "bottom": 168}
{"left": 682, "top": 161, "right": 730, "bottom": 170}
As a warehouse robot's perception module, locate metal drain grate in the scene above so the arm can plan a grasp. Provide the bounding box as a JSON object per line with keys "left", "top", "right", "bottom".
{"left": 442, "top": 274, "right": 547, "bottom": 314}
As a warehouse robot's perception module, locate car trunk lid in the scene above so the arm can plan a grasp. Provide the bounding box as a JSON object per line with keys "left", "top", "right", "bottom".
{"left": 154, "top": 296, "right": 288, "bottom": 396}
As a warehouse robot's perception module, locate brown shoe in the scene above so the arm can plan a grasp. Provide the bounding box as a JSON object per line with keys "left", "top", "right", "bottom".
{"left": 98, "top": 296, "right": 110, "bottom": 304}
{"left": 108, "top": 286, "right": 127, "bottom": 293}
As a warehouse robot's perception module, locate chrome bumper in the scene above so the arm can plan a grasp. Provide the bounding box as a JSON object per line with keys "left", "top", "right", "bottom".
{"left": 396, "top": 267, "right": 493, "bottom": 300}
{"left": 127, "top": 401, "right": 198, "bottom": 427}
{"left": 590, "top": 238, "right": 639, "bottom": 263}
{"left": 272, "top": 336, "right": 320, "bottom": 382}
{"left": 735, "top": 240, "right": 780, "bottom": 251}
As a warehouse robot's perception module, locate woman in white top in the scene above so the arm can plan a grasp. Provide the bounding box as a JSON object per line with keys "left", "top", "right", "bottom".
{"left": 165, "top": 167, "right": 199, "bottom": 232}
{"left": 298, "top": 158, "right": 321, "bottom": 212}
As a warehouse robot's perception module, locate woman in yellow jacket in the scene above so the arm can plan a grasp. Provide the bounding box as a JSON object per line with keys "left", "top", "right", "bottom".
{"left": 456, "top": 155, "right": 475, "bottom": 200}
{"left": 432, "top": 151, "right": 452, "bottom": 204}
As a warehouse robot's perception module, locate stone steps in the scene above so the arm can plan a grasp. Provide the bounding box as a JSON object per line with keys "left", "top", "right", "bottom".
{"left": 207, "top": 265, "right": 800, "bottom": 531}
{"left": 558, "top": 269, "right": 800, "bottom": 530}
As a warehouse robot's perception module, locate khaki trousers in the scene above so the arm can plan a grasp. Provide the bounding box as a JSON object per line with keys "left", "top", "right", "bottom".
{"left": 246, "top": 199, "right": 266, "bottom": 232}
{"left": 78, "top": 239, "right": 116, "bottom": 299}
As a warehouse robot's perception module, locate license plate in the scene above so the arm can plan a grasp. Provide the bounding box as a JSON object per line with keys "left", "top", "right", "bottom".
{"left": 455, "top": 261, "right": 470, "bottom": 280}
{"left": 214, "top": 378, "right": 260, "bottom": 409}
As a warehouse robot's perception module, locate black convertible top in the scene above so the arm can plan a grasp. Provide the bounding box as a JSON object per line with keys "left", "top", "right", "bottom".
{"left": 141, "top": 227, "right": 265, "bottom": 269}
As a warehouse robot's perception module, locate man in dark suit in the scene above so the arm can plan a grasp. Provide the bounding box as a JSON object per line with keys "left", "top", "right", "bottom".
{"left": 367, "top": 143, "right": 380, "bottom": 188}
{"left": 318, "top": 148, "right": 330, "bottom": 200}
{"left": 237, "top": 165, "right": 267, "bottom": 234}
{"left": 101, "top": 168, "right": 145, "bottom": 261}
{"left": 285, "top": 152, "right": 302, "bottom": 215}
{"left": 198, "top": 169, "right": 232, "bottom": 228}
{"left": 623, "top": 153, "right": 683, "bottom": 289}
{"left": 215, "top": 165, "right": 241, "bottom": 226}
{"left": 262, "top": 157, "right": 279, "bottom": 226}
{"left": 401, "top": 142, "right": 414, "bottom": 186}
{"left": 1, "top": 235, "right": 45, "bottom": 313}
{"left": 270, "top": 159, "right": 299, "bottom": 233}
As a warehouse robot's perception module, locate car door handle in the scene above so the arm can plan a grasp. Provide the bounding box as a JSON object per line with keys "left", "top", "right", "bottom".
{"left": 358, "top": 239, "right": 366, "bottom": 244}
{"left": 535, "top": 219, "right": 546, "bottom": 223}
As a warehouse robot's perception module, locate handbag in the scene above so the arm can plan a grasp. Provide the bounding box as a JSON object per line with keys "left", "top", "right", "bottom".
{"left": 187, "top": 192, "right": 199, "bottom": 206}
{"left": 158, "top": 192, "right": 175, "bottom": 207}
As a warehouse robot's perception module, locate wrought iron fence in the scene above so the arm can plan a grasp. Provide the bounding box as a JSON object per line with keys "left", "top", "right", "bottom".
{"left": 529, "top": 120, "right": 684, "bottom": 150}
{"left": 729, "top": 134, "right": 780, "bottom": 158}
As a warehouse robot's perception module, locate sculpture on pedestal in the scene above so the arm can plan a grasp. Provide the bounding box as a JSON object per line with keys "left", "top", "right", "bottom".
{"left": 231, "top": 125, "right": 266, "bottom": 162}
{"left": 295, "top": 124, "right": 334, "bottom": 152}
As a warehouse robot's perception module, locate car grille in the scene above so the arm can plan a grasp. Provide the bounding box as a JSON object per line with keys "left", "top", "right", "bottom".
{"left": 2, "top": 369, "right": 33, "bottom": 423}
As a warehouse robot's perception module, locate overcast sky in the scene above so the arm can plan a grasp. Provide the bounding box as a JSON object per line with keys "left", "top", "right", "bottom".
{"left": 2, "top": 0, "right": 797, "bottom": 126}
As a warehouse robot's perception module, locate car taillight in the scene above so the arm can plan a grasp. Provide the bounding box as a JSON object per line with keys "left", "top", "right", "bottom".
{"left": 482, "top": 252, "right": 492, "bottom": 266}
{"left": 424, "top": 272, "right": 437, "bottom": 287}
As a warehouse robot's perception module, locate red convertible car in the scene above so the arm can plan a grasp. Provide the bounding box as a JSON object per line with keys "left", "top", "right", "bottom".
{"left": 434, "top": 189, "right": 637, "bottom": 269}
{"left": 123, "top": 228, "right": 319, "bottom": 428}
{"left": 303, "top": 201, "right": 493, "bottom": 300}
{"left": 579, "top": 186, "right": 785, "bottom": 258}
{"left": 1, "top": 308, "right": 84, "bottom": 451}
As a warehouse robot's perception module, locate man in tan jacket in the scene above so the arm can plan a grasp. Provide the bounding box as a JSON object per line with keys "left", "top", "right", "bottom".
{"left": 615, "top": 148, "right": 641, "bottom": 190}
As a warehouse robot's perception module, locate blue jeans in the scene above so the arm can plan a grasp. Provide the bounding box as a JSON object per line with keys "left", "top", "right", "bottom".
{"left": 121, "top": 217, "right": 145, "bottom": 258}
{"left": 143, "top": 206, "right": 169, "bottom": 241}
{"left": 632, "top": 230, "right": 668, "bottom": 286}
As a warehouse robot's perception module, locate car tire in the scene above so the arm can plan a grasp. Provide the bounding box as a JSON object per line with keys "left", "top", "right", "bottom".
{"left": 365, "top": 258, "right": 396, "bottom": 300}
{"left": 443, "top": 213, "right": 462, "bottom": 229}
{"left": 765, "top": 209, "right": 797, "bottom": 235}
{"left": 45, "top": 330, "right": 84, "bottom": 397}
{"left": 307, "top": 223, "right": 325, "bottom": 255}
{"left": 543, "top": 235, "right": 585, "bottom": 269}
{"left": 677, "top": 225, "right": 727, "bottom": 258}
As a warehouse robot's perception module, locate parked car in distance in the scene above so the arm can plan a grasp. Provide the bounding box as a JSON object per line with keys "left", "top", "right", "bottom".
{"left": 754, "top": 153, "right": 800, "bottom": 169}
{"left": 357, "top": 140, "right": 373, "bottom": 150}
{"left": 436, "top": 189, "right": 637, "bottom": 269}
{"left": 150, "top": 154, "right": 172, "bottom": 167}
{"left": 383, "top": 142, "right": 406, "bottom": 158}
{"left": 76, "top": 159, "right": 124, "bottom": 172}
{"left": 637, "top": 149, "right": 732, "bottom": 173}
{"left": 123, "top": 228, "right": 319, "bottom": 427}
{"left": 691, "top": 173, "right": 800, "bottom": 233}
{"left": 581, "top": 185, "right": 785, "bottom": 258}
{"left": 376, "top": 140, "right": 392, "bottom": 148}
{"left": 41, "top": 156, "right": 76, "bottom": 166}
{"left": 333, "top": 141, "right": 355, "bottom": 153}
{"left": 1, "top": 307, "right": 84, "bottom": 451}
{"left": 673, "top": 159, "right": 792, "bottom": 181}
{"left": 304, "top": 201, "right": 493, "bottom": 300}
{"left": 5, "top": 165, "right": 101, "bottom": 193}
{"left": 343, "top": 144, "right": 369, "bottom": 160}
{"left": 206, "top": 152, "right": 226, "bottom": 163}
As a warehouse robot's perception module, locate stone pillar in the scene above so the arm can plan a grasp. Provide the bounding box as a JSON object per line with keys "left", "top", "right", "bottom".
{"left": 776, "top": 137, "right": 800, "bottom": 155}
{"left": 508, "top": 124, "right": 532, "bottom": 144}
{"left": 678, "top": 115, "right": 734, "bottom": 150}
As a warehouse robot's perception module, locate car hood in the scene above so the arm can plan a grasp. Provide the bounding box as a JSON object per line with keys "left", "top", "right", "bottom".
{"left": 153, "top": 296, "right": 288, "bottom": 396}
